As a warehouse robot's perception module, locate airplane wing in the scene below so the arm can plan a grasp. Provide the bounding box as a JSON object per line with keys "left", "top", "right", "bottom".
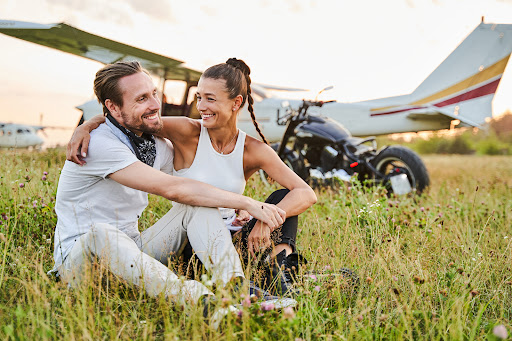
{"left": 255, "top": 83, "right": 309, "bottom": 92}
{"left": 406, "top": 106, "right": 482, "bottom": 128}
{"left": 0, "top": 20, "right": 202, "bottom": 82}
{"left": 30, "top": 125, "right": 46, "bottom": 131}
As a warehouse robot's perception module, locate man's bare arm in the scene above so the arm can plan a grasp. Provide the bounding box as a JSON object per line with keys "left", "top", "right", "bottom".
{"left": 109, "top": 161, "right": 286, "bottom": 230}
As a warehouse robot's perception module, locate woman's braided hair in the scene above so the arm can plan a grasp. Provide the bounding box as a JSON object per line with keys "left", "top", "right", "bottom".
{"left": 202, "top": 58, "right": 268, "bottom": 144}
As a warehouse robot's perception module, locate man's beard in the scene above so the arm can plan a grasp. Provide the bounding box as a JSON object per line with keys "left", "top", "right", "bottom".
{"left": 121, "top": 110, "right": 163, "bottom": 135}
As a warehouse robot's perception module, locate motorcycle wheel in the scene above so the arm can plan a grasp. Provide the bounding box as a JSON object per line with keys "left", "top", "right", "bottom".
{"left": 371, "top": 146, "right": 430, "bottom": 194}
{"left": 259, "top": 145, "right": 299, "bottom": 187}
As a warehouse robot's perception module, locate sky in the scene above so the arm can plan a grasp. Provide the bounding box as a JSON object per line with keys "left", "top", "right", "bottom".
{"left": 1, "top": 0, "right": 511, "bottom": 146}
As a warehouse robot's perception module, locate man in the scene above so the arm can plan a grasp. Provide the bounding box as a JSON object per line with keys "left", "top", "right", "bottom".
{"left": 51, "top": 61, "right": 286, "bottom": 308}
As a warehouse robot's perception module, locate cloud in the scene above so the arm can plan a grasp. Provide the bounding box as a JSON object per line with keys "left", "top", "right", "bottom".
{"left": 126, "top": 0, "right": 175, "bottom": 22}
{"left": 200, "top": 4, "right": 217, "bottom": 16}
{"left": 46, "top": 0, "right": 134, "bottom": 26}
{"left": 285, "top": 0, "right": 304, "bottom": 13}
{"left": 45, "top": 0, "right": 175, "bottom": 26}
{"left": 405, "top": 0, "right": 416, "bottom": 8}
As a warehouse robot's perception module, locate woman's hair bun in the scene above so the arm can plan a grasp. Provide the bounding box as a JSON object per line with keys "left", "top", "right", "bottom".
{"left": 226, "top": 58, "right": 250, "bottom": 76}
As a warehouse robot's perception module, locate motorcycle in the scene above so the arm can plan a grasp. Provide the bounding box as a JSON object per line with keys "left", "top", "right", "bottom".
{"left": 260, "top": 99, "right": 430, "bottom": 195}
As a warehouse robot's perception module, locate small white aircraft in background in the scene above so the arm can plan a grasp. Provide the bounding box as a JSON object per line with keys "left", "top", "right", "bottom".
{"left": 0, "top": 123, "right": 45, "bottom": 148}
{"left": 1, "top": 19, "right": 511, "bottom": 142}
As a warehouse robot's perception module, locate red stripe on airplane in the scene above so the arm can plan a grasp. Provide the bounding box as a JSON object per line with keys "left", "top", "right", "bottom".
{"left": 431, "top": 78, "right": 501, "bottom": 108}
{"left": 370, "top": 106, "right": 424, "bottom": 117}
{"left": 370, "top": 78, "right": 501, "bottom": 117}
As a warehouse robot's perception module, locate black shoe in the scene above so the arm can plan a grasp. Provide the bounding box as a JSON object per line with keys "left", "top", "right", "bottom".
{"left": 264, "top": 250, "right": 307, "bottom": 296}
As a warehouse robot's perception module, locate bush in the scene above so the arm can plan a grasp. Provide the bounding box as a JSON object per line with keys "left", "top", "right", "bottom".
{"left": 411, "top": 132, "right": 474, "bottom": 155}
{"left": 447, "top": 133, "right": 474, "bottom": 154}
{"left": 476, "top": 136, "right": 511, "bottom": 155}
{"left": 489, "top": 111, "right": 512, "bottom": 141}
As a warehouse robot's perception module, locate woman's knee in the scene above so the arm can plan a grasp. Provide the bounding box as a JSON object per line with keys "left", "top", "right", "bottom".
{"left": 265, "top": 188, "right": 290, "bottom": 204}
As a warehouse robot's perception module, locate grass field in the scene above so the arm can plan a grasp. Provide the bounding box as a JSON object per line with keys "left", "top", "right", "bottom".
{"left": 0, "top": 149, "right": 510, "bottom": 340}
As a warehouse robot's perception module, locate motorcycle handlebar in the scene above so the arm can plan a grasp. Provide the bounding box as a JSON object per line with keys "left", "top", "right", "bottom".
{"left": 302, "top": 99, "right": 336, "bottom": 108}
{"left": 278, "top": 99, "right": 336, "bottom": 123}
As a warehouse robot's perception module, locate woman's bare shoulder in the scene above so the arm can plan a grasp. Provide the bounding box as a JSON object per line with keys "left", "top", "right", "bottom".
{"left": 161, "top": 117, "right": 201, "bottom": 139}
{"left": 244, "top": 134, "right": 275, "bottom": 158}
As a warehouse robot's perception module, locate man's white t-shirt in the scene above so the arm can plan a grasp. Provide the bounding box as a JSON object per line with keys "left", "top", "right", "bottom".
{"left": 51, "top": 123, "right": 173, "bottom": 272}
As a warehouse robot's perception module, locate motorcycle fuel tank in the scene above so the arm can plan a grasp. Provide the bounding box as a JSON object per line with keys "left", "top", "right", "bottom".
{"left": 295, "top": 115, "right": 352, "bottom": 143}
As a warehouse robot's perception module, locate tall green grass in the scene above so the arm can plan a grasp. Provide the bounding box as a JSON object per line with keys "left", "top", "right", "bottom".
{"left": 0, "top": 149, "right": 510, "bottom": 340}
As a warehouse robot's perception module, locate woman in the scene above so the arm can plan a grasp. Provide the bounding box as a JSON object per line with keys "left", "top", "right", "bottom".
{"left": 69, "top": 58, "right": 317, "bottom": 294}
{"left": 170, "top": 58, "right": 316, "bottom": 293}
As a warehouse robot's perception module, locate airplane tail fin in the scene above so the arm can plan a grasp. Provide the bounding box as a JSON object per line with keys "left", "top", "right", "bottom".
{"left": 410, "top": 23, "right": 512, "bottom": 125}
{"left": 370, "top": 23, "right": 512, "bottom": 127}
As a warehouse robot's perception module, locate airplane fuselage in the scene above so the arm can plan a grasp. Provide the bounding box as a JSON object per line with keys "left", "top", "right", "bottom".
{"left": 238, "top": 99, "right": 454, "bottom": 141}
{"left": 0, "top": 124, "right": 44, "bottom": 148}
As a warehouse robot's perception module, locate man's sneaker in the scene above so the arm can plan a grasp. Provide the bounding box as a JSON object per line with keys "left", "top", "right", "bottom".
{"left": 248, "top": 280, "right": 278, "bottom": 300}
{"left": 258, "top": 296, "right": 297, "bottom": 309}
{"left": 202, "top": 295, "right": 240, "bottom": 330}
{"left": 209, "top": 305, "right": 239, "bottom": 330}
{"left": 239, "top": 280, "right": 297, "bottom": 309}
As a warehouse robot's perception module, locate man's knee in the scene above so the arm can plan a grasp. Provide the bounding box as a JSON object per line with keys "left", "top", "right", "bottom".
{"left": 87, "top": 223, "right": 118, "bottom": 241}
{"left": 84, "top": 223, "right": 132, "bottom": 251}
{"left": 186, "top": 206, "right": 223, "bottom": 225}
{"left": 194, "top": 206, "right": 222, "bottom": 217}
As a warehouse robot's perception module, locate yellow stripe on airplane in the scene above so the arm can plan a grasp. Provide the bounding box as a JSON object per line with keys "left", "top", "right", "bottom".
{"left": 411, "top": 54, "right": 510, "bottom": 105}
{"left": 371, "top": 53, "right": 510, "bottom": 112}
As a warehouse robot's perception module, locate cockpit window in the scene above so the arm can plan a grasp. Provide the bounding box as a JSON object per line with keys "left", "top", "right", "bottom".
{"left": 17, "top": 129, "right": 24, "bottom": 134}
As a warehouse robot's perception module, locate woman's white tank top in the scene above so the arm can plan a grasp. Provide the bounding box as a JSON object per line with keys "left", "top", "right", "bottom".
{"left": 173, "top": 122, "right": 247, "bottom": 225}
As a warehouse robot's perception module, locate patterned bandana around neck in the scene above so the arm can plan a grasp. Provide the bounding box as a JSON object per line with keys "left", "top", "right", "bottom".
{"left": 106, "top": 114, "right": 156, "bottom": 167}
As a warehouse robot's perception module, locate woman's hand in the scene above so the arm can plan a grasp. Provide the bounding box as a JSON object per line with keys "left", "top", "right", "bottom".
{"left": 66, "top": 114, "right": 105, "bottom": 165}
{"left": 233, "top": 209, "right": 251, "bottom": 226}
{"left": 245, "top": 201, "right": 285, "bottom": 231}
{"left": 247, "top": 221, "right": 272, "bottom": 258}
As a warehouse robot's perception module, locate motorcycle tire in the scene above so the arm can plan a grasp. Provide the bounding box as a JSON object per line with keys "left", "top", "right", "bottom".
{"left": 371, "top": 146, "right": 430, "bottom": 194}
{"left": 259, "top": 144, "right": 302, "bottom": 186}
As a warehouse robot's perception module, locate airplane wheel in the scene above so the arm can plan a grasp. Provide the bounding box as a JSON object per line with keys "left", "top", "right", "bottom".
{"left": 372, "top": 146, "right": 430, "bottom": 194}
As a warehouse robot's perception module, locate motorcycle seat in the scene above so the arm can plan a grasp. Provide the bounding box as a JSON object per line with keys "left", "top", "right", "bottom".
{"left": 342, "top": 136, "right": 376, "bottom": 147}
{"left": 342, "top": 136, "right": 377, "bottom": 155}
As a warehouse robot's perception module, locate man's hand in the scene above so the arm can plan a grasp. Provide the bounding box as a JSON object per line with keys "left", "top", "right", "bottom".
{"left": 232, "top": 209, "right": 251, "bottom": 227}
{"left": 245, "top": 201, "right": 285, "bottom": 231}
{"left": 66, "top": 114, "right": 105, "bottom": 165}
{"left": 247, "top": 221, "right": 272, "bottom": 258}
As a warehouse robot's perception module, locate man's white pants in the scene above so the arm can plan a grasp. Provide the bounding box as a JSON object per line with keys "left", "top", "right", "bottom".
{"left": 59, "top": 203, "right": 245, "bottom": 304}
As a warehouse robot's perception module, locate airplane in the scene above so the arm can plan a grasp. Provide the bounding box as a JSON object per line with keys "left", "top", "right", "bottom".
{"left": 1, "top": 19, "right": 511, "bottom": 142}
{"left": 0, "top": 122, "right": 71, "bottom": 148}
{"left": 0, "top": 123, "right": 45, "bottom": 148}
